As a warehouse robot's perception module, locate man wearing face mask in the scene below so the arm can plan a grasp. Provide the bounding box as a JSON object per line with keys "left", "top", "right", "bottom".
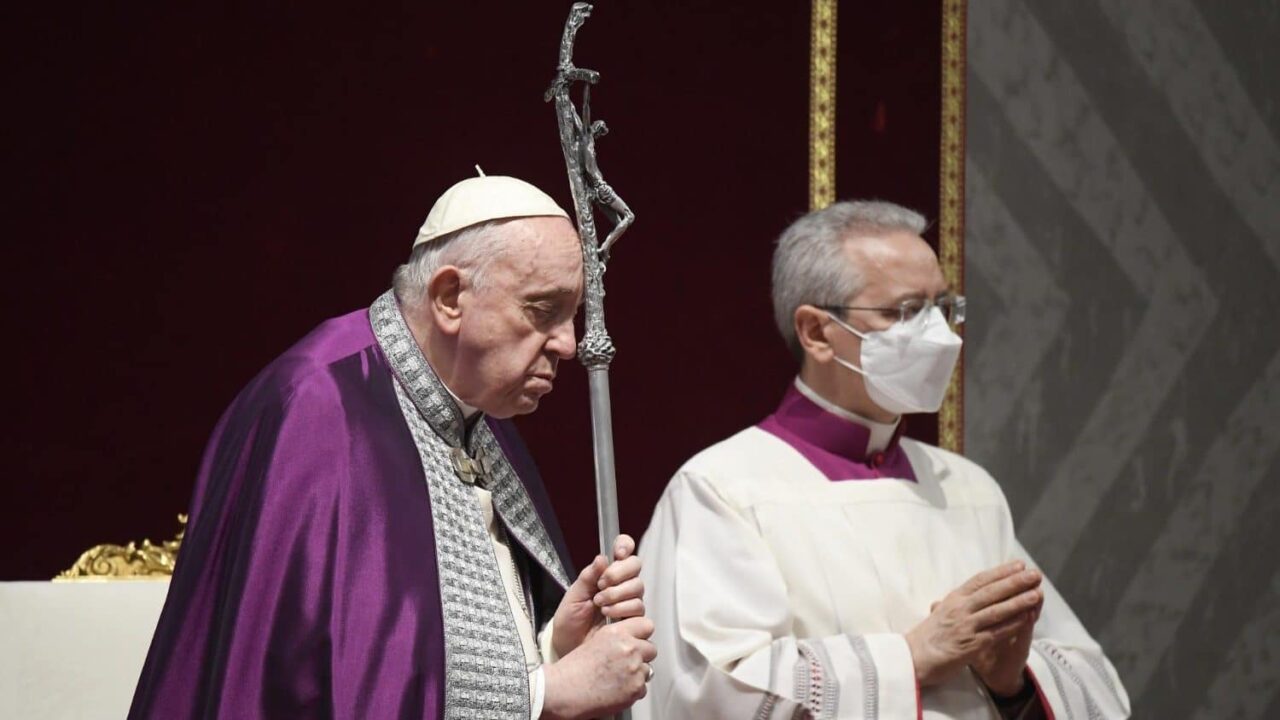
{"left": 633, "top": 201, "right": 1129, "bottom": 719}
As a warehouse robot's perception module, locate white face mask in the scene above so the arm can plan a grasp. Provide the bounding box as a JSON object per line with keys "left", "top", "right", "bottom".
{"left": 827, "top": 307, "right": 963, "bottom": 415}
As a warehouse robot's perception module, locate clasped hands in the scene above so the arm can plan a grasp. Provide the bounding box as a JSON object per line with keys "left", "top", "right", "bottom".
{"left": 543, "top": 534, "right": 655, "bottom": 720}
{"left": 905, "top": 560, "right": 1044, "bottom": 699}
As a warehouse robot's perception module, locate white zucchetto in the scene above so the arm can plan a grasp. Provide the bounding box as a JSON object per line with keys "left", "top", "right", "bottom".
{"left": 413, "top": 173, "right": 570, "bottom": 248}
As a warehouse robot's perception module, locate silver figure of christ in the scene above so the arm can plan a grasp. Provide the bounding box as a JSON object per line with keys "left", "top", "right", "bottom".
{"left": 546, "top": 1, "right": 635, "bottom": 374}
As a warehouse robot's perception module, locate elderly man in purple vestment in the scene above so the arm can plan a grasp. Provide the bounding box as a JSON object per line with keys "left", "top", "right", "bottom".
{"left": 129, "top": 175, "right": 656, "bottom": 720}
{"left": 634, "top": 201, "right": 1130, "bottom": 719}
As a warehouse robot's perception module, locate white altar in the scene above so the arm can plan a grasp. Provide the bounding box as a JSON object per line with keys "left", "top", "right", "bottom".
{"left": 0, "top": 581, "right": 169, "bottom": 720}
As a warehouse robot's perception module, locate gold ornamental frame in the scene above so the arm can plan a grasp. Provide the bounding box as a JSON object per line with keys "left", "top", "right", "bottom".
{"left": 808, "top": 0, "right": 967, "bottom": 453}
{"left": 809, "top": 0, "right": 837, "bottom": 211}
{"left": 937, "top": 0, "right": 967, "bottom": 454}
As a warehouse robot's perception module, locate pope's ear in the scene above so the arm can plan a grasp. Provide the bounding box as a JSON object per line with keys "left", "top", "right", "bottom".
{"left": 794, "top": 305, "right": 835, "bottom": 362}
{"left": 426, "top": 266, "right": 464, "bottom": 334}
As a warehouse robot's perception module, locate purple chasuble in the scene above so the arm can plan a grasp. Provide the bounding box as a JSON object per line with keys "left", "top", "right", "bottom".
{"left": 757, "top": 384, "right": 917, "bottom": 482}
{"left": 128, "top": 306, "right": 572, "bottom": 719}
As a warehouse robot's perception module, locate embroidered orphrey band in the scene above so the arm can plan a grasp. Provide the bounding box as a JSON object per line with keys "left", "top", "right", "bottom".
{"left": 391, "top": 373, "right": 530, "bottom": 719}
{"left": 370, "top": 290, "right": 570, "bottom": 718}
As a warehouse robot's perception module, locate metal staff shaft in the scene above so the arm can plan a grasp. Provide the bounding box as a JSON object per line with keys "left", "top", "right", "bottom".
{"left": 588, "top": 368, "right": 628, "bottom": 720}
{"left": 587, "top": 368, "right": 621, "bottom": 556}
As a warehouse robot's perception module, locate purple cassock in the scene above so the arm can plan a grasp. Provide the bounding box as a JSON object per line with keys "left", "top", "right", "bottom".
{"left": 130, "top": 291, "right": 574, "bottom": 720}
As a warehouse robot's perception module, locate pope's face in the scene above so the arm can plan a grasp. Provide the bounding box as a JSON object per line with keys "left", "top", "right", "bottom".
{"left": 454, "top": 217, "right": 584, "bottom": 418}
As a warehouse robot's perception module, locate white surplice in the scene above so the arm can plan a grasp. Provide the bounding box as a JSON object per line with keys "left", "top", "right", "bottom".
{"left": 634, "top": 383, "right": 1130, "bottom": 720}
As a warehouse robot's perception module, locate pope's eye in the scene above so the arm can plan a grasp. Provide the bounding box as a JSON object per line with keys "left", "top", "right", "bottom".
{"left": 526, "top": 303, "right": 556, "bottom": 322}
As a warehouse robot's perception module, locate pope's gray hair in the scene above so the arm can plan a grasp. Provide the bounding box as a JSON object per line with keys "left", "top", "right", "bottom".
{"left": 392, "top": 219, "right": 517, "bottom": 308}
{"left": 771, "top": 200, "right": 928, "bottom": 359}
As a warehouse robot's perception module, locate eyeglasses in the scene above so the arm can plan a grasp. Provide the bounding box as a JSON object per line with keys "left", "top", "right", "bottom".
{"left": 818, "top": 293, "right": 966, "bottom": 327}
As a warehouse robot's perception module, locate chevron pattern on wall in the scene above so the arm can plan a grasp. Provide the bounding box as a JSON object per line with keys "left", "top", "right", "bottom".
{"left": 964, "top": 1, "right": 1280, "bottom": 716}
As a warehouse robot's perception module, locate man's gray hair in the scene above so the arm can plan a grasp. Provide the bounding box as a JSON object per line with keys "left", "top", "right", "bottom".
{"left": 392, "top": 219, "right": 516, "bottom": 308}
{"left": 771, "top": 200, "right": 928, "bottom": 358}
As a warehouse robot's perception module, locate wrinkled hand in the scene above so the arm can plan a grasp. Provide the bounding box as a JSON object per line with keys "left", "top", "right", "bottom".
{"left": 542, "top": 616, "right": 656, "bottom": 720}
{"left": 552, "top": 534, "right": 644, "bottom": 659}
{"left": 905, "top": 561, "right": 1042, "bottom": 688}
{"left": 972, "top": 595, "right": 1042, "bottom": 698}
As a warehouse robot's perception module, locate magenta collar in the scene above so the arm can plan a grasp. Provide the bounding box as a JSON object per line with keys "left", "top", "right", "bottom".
{"left": 757, "top": 384, "right": 916, "bottom": 482}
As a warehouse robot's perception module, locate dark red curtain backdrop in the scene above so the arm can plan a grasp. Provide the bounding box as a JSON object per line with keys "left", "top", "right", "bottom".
{"left": 2, "top": 3, "right": 941, "bottom": 578}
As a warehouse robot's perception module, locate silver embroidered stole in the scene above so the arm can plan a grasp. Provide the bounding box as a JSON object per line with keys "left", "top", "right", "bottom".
{"left": 369, "top": 291, "right": 571, "bottom": 719}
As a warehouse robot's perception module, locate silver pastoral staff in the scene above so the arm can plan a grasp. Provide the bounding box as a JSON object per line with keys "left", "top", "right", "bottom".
{"left": 545, "top": 3, "right": 635, "bottom": 564}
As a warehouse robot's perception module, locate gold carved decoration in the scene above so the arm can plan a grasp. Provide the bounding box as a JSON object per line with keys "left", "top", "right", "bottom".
{"left": 54, "top": 514, "right": 186, "bottom": 581}
{"left": 938, "top": 0, "right": 968, "bottom": 454}
{"left": 809, "top": 0, "right": 837, "bottom": 211}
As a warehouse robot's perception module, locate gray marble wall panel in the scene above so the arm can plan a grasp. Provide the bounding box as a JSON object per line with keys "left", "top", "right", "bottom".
{"left": 965, "top": 1, "right": 1280, "bottom": 716}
